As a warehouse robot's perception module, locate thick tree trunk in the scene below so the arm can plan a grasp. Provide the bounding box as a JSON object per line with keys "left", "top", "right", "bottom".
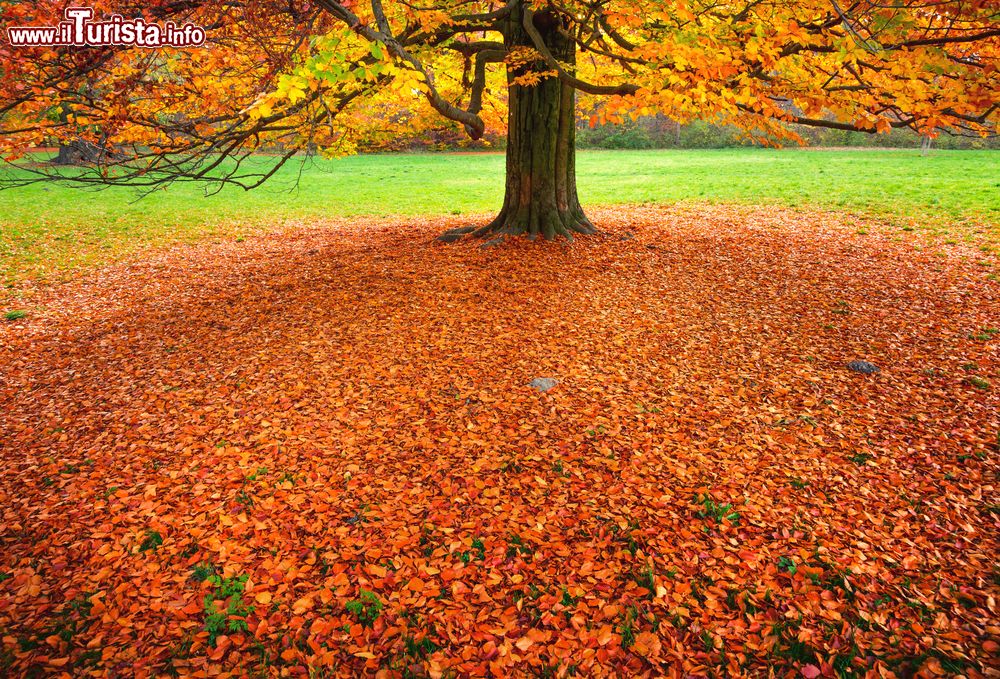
{"left": 50, "top": 103, "right": 122, "bottom": 166}
{"left": 475, "top": 5, "right": 595, "bottom": 240}
{"left": 52, "top": 140, "right": 101, "bottom": 166}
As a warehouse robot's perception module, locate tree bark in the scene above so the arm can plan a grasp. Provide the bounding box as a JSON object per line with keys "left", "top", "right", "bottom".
{"left": 50, "top": 101, "right": 125, "bottom": 166}
{"left": 475, "top": 5, "right": 595, "bottom": 240}
{"left": 52, "top": 139, "right": 102, "bottom": 166}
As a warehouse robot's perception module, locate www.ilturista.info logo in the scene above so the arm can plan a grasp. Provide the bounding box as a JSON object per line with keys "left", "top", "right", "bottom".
{"left": 6, "top": 7, "right": 206, "bottom": 48}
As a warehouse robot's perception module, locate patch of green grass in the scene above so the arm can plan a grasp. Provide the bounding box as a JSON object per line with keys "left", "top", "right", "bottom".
{"left": 345, "top": 589, "right": 383, "bottom": 628}
{"left": 457, "top": 536, "right": 486, "bottom": 564}
{"left": 560, "top": 588, "right": 579, "bottom": 608}
{"left": 402, "top": 633, "right": 440, "bottom": 660}
{"left": 777, "top": 556, "right": 798, "bottom": 574}
{"left": 618, "top": 605, "right": 640, "bottom": 649}
{"left": 848, "top": 452, "right": 874, "bottom": 465}
{"left": 201, "top": 573, "right": 252, "bottom": 646}
{"left": 191, "top": 562, "right": 217, "bottom": 583}
{"left": 701, "top": 629, "right": 715, "bottom": 651}
{"left": 695, "top": 493, "right": 741, "bottom": 523}
{"left": 969, "top": 327, "right": 998, "bottom": 341}
{"left": 246, "top": 467, "right": 268, "bottom": 481}
{"left": 505, "top": 533, "right": 533, "bottom": 559}
{"left": 1, "top": 149, "right": 997, "bottom": 285}
{"left": 138, "top": 529, "right": 163, "bottom": 553}
{"left": 633, "top": 565, "right": 656, "bottom": 598}
{"left": 4, "top": 309, "right": 26, "bottom": 320}
{"left": 966, "top": 376, "right": 990, "bottom": 390}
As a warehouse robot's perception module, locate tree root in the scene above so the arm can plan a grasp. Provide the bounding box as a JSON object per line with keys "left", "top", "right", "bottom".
{"left": 437, "top": 212, "right": 601, "bottom": 244}
{"left": 470, "top": 211, "right": 597, "bottom": 241}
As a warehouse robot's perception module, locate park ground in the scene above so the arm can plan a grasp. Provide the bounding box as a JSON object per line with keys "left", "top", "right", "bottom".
{"left": 0, "top": 150, "right": 998, "bottom": 676}
{"left": 1, "top": 148, "right": 998, "bottom": 285}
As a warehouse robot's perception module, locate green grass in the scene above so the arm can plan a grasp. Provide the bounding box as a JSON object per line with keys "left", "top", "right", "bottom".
{"left": 1, "top": 149, "right": 997, "bottom": 284}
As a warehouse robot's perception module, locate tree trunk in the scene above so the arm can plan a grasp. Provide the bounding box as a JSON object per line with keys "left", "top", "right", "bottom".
{"left": 475, "top": 5, "right": 595, "bottom": 240}
{"left": 920, "top": 135, "right": 932, "bottom": 156}
{"left": 52, "top": 139, "right": 101, "bottom": 166}
{"left": 50, "top": 103, "right": 121, "bottom": 166}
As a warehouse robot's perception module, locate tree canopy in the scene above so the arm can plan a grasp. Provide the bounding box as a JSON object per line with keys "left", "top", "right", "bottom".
{"left": 0, "top": 0, "right": 996, "bottom": 190}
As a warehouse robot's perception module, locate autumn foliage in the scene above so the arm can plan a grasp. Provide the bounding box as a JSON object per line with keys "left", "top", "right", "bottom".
{"left": 1, "top": 207, "right": 997, "bottom": 676}
{"left": 0, "top": 0, "right": 996, "bottom": 185}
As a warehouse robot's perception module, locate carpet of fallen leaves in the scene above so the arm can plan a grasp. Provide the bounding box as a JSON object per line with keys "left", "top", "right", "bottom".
{"left": 1, "top": 205, "right": 998, "bottom": 678}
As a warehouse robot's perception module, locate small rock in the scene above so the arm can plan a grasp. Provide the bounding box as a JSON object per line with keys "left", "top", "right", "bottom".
{"left": 847, "top": 360, "right": 880, "bottom": 374}
{"left": 529, "top": 377, "right": 558, "bottom": 392}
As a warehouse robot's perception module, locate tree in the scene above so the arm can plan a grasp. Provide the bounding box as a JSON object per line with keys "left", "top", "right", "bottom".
{"left": 0, "top": 0, "right": 996, "bottom": 239}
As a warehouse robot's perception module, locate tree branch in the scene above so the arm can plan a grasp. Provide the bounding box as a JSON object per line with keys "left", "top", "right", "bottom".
{"left": 313, "top": 0, "right": 486, "bottom": 137}
{"left": 521, "top": 6, "right": 639, "bottom": 96}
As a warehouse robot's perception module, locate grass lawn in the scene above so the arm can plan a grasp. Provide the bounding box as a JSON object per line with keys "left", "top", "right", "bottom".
{"left": 1, "top": 148, "right": 997, "bottom": 284}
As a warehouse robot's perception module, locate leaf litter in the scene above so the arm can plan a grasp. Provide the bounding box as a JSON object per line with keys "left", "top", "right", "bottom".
{"left": 0, "top": 205, "right": 997, "bottom": 677}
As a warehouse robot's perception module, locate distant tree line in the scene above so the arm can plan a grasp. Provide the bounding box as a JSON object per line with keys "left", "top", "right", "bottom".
{"left": 576, "top": 115, "right": 1000, "bottom": 150}
{"left": 377, "top": 114, "right": 999, "bottom": 152}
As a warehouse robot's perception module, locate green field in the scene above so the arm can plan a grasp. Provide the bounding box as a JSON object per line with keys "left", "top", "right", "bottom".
{"left": 1, "top": 148, "right": 997, "bottom": 283}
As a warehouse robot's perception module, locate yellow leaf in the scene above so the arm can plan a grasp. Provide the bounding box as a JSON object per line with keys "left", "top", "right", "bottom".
{"left": 292, "top": 595, "right": 313, "bottom": 614}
